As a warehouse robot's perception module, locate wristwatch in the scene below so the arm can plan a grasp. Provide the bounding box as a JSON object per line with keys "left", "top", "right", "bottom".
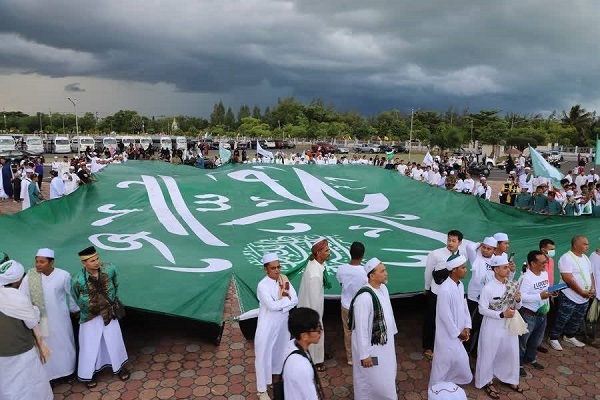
{"left": 499, "top": 312, "right": 505, "bottom": 318}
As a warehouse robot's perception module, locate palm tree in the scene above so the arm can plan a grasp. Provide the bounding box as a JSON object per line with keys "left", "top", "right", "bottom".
{"left": 561, "top": 104, "right": 594, "bottom": 146}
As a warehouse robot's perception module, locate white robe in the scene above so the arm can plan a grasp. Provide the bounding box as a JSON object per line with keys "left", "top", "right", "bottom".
{"left": 77, "top": 316, "right": 128, "bottom": 381}
{"left": 430, "top": 279, "right": 472, "bottom": 386}
{"left": 475, "top": 278, "right": 521, "bottom": 388}
{"left": 63, "top": 172, "right": 80, "bottom": 195}
{"left": 20, "top": 177, "right": 32, "bottom": 210}
{"left": 20, "top": 268, "right": 80, "bottom": 380}
{"left": 0, "top": 166, "right": 7, "bottom": 199}
{"left": 351, "top": 284, "right": 398, "bottom": 400}
{"left": 297, "top": 259, "right": 325, "bottom": 363}
{"left": 49, "top": 176, "right": 65, "bottom": 199}
{"left": 282, "top": 340, "right": 319, "bottom": 400}
{"left": 254, "top": 276, "right": 298, "bottom": 392}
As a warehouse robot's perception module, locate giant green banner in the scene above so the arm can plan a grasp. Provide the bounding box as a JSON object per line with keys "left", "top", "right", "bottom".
{"left": 1, "top": 162, "right": 598, "bottom": 324}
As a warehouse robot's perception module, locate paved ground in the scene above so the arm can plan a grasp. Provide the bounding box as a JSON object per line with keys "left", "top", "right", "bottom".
{"left": 2, "top": 162, "right": 599, "bottom": 399}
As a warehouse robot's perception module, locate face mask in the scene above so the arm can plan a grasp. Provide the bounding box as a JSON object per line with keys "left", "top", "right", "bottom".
{"left": 547, "top": 249, "right": 556, "bottom": 258}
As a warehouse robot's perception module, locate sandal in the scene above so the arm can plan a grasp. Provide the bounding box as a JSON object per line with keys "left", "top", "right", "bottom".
{"left": 315, "top": 363, "right": 326, "bottom": 372}
{"left": 86, "top": 380, "right": 97, "bottom": 389}
{"left": 118, "top": 368, "right": 130, "bottom": 381}
{"left": 501, "top": 381, "right": 524, "bottom": 393}
{"left": 423, "top": 349, "right": 434, "bottom": 361}
{"left": 483, "top": 383, "right": 500, "bottom": 399}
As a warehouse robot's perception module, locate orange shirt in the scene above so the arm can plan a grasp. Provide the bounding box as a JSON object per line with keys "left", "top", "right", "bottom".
{"left": 546, "top": 258, "right": 555, "bottom": 287}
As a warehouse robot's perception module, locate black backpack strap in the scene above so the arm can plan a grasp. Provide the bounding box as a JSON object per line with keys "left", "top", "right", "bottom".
{"left": 280, "top": 350, "right": 304, "bottom": 376}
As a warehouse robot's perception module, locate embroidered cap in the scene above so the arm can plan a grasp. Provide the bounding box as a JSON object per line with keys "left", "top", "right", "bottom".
{"left": 36, "top": 248, "right": 55, "bottom": 259}
{"left": 0, "top": 260, "right": 25, "bottom": 286}
{"left": 482, "top": 237, "right": 498, "bottom": 248}
{"left": 489, "top": 254, "right": 509, "bottom": 268}
{"left": 364, "top": 257, "right": 382, "bottom": 274}
{"left": 446, "top": 254, "right": 467, "bottom": 271}
{"left": 78, "top": 246, "right": 98, "bottom": 261}
{"left": 261, "top": 252, "right": 278, "bottom": 264}
{"left": 493, "top": 232, "right": 509, "bottom": 242}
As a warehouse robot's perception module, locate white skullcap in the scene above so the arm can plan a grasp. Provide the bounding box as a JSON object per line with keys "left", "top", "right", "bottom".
{"left": 490, "top": 254, "right": 509, "bottom": 267}
{"left": 36, "top": 248, "right": 55, "bottom": 258}
{"left": 493, "top": 232, "right": 509, "bottom": 242}
{"left": 0, "top": 260, "right": 25, "bottom": 286}
{"left": 482, "top": 237, "right": 498, "bottom": 248}
{"left": 566, "top": 190, "right": 574, "bottom": 196}
{"left": 449, "top": 170, "right": 455, "bottom": 175}
{"left": 311, "top": 237, "right": 327, "bottom": 248}
{"left": 53, "top": 156, "right": 58, "bottom": 158}
{"left": 364, "top": 257, "right": 382, "bottom": 274}
{"left": 25, "top": 168, "right": 34, "bottom": 173}
{"left": 261, "top": 253, "right": 278, "bottom": 264}
{"left": 446, "top": 254, "right": 467, "bottom": 271}
{"left": 509, "top": 171, "right": 516, "bottom": 175}
{"left": 525, "top": 166, "right": 531, "bottom": 170}
{"left": 428, "top": 382, "right": 467, "bottom": 400}
{"left": 69, "top": 166, "right": 75, "bottom": 169}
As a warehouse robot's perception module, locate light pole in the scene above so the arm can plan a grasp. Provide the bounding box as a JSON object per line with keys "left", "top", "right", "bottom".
{"left": 408, "top": 108, "right": 414, "bottom": 162}
{"left": 3, "top": 110, "right": 6, "bottom": 133}
{"left": 67, "top": 97, "right": 79, "bottom": 155}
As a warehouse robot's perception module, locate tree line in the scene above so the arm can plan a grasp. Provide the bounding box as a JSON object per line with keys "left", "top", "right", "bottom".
{"left": 2, "top": 99, "right": 598, "bottom": 149}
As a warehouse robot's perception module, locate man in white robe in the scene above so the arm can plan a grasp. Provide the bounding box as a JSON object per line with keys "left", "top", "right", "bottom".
{"left": 49, "top": 170, "right": 66, "bottom": 199}
{"left": 0, "top": 259, "right": 53, "bottom": 400}
{"left": 282, "top": 307, "right": 325, "bottom": 400}
{"left": 349, "top": 258, "right": 398, "bottom": 400}
{"left": 336, "top": 241, "right": 367, "bottom": 365}
{"left": 71, "top": 246, "right": 129, "bottom": 388}
{"left": 63, "top": 166, "right": 81, "bottom": 195}
{"left": 430, "top": 255, "right": 472, "bottom": 387}
{"left": 255, "top": 253, "right": 298, "bottom": 400}
{"left": 298, "top": 238, "right": 331, "bottom": 369}
{"left": 20, "top": 248, "right": 79, "bottom": 382}
{"left": 475, "top": 254, "right": 523, "bottom": 397}
{"left": 20, "top": 168, "right": 34, "bottom": 210}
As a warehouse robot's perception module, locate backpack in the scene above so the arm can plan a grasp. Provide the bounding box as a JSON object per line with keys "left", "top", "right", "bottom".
{"left": 273, "top": 350, "right": 305, "bottom": 400}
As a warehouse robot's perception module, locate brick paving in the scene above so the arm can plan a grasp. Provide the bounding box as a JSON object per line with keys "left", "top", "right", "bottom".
{"left": 3, "top": 173, "right": 599, "bottom": 399}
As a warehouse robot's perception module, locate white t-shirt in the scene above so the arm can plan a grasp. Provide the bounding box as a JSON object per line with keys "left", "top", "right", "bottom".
{"left": 558, "top": 251, "right": 593, "bottom": 304}
{"left": 520, "top": 269, "right": 550, "bottom": 313}
{"left": 336, "top": 263, "right": 368, "bottom": 309}
{"left": 590, "top": 251, "right": 600, "bottom": 300}
{"left": 397, "top": 164, "right": 408, "bottom": 175}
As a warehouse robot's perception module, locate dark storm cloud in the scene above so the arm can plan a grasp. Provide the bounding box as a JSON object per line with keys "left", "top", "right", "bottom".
{"left": 65, "top": 82, "right": 85, "bottom": 92}
{"left": 0, "top": 0, "right": 599, "bottom": 115}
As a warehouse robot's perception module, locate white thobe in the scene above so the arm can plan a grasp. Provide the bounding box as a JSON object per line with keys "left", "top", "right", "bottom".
{"left": 63, "top": 172, "right": 80, "bottom": 195}
{"left": 351, "top": 284, "right": 398, "bottom": 400}
{"left": 20, "top": 177, "right": 32, "bottom": 210}
{"left": 475, "top": 278, "right": 521, "bottom": 388}
{"left": 20, "top": 268, "right": 80, "bottom": 380}
{"left": 254, "top": 276, "right": 298, "bottom": 392}
{"left": 298, "top": 259, "right": 325, "bottom": 363}
{"left": 50, "top": 176, "right": 65, "bottom": 199}
{"left": 78, "top": 316, "right": 128, "bottom": 381}
{"left": 430, "top": 279, "right": 472, "bottom": 386}
{"left": 282, "top": 340, "right": 319, "bottom": 400}
{"left": 467, "top": 254, "right": 493, "bottom": 302}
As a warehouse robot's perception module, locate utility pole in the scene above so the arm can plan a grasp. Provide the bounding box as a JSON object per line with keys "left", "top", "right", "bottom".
{"left": 39, "top": 112, "right": 43, "bottom": 133}
{"left": 67, "top": 98, "right": 80, "bottom": 155}
{"left": 409, "top": 108, "right": 414, "bottom": 162}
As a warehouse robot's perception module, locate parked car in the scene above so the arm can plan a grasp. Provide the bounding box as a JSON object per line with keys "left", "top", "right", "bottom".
{"left": 392, "top": 144, "right": 408, "bottom": 153}
{"left": 262, "top": 140, "right": 276, "bottom": 149}
{"left": 0, "top": 149, "right": 45, "bottom": 164}
{"left": 377, "top": 144, "right": 393, "bottom": 153}
{"left": 311, "top": 142, "right": 338, "bottom": 154}
{"left": 337, "top": 147, "right": 349, "bottom": 154}
{"left": 355, "top": 143, "right": 380, "bottom": 153}
{"left": 274, "top": 140, "right": 295, "bottom": 149}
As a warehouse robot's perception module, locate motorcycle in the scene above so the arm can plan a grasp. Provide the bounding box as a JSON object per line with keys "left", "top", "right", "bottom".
{"left": 467, "top": 162, "right": 490, "bottom": 177}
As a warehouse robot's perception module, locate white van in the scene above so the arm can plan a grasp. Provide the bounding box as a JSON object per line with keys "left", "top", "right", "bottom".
{"left": 102, "top": 137, "right": 118, "bottom": 151}
{"left": 24, "top": 136, "right": 44, "bottom": 154}
{"left": 0, "top": 135, "right": 16, "bottom": 151}
{"left": 139, "top": 136, "right": 152, "bottom": 148}
{"left": 53, "top": 137, "right": 71, "bottom": 154}
{"left": 70, "top": 136, "right": 96, "bottom": 153}
{"left": 175, "top": 136, "right": 188, "bottom": 150}
{"left": 160, "top": 136, "right": 172, "bottom": 150}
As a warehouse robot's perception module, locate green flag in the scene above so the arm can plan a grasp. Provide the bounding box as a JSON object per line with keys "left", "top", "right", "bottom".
{"left": 219, "top": 143, "right": 231, "bottom": 163}
{"left": 528, "top": 145, "right": 563, "bottom": 188}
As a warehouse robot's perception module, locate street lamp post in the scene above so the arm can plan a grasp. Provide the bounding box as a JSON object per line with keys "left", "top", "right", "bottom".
{"left": 67, "top": 97, "right": 79, "bottom": 155}
{"left": 408, "top": 108, "right": 414, "bottom": 162}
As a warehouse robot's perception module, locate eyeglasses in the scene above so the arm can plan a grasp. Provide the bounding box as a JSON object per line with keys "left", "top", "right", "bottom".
{"left": 267, "top": 265, "right": 282, "bottom": 270}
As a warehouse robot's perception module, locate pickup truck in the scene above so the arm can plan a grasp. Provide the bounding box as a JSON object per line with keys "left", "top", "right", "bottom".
{"left": 354, "top": 143, "right": 380, "bottom": 153}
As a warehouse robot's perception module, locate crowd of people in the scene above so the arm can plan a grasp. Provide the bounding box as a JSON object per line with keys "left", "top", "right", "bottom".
{"left": 251, "top": 233, "right": 600, "bottom": 399}
{"left": 0, "top": 246, "right": 129, "bottom": 399}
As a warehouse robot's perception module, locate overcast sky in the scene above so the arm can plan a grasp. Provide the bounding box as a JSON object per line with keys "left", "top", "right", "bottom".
{"left": 0, "top": 0, "right": 599, "bottom": 119}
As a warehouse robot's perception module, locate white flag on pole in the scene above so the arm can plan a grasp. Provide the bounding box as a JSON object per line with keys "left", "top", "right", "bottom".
{"left": 256, "top": 141, "right": 274, "bottom": 160}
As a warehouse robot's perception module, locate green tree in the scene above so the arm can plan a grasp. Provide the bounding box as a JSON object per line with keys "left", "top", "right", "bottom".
{"left": 224, "top": 107, "right": 235, "bottom": 130}
{"left": 237, "top": 117, "right": 271, "bottom": 137}
{"left": 561, "top": 104, "right": 594, "bottom": 146}
{"left": 237, "top": 105, "right": 251, "bottom": 125}
{"left": 429, "top": 124, "right": 465, "bottom": 151}
{"left": 252, "top": 105, "right": 262, "bottom": 119}
{"left": 479, "top": 120, "right": 509, "bottom": 146}
{"left": 210, "top": 101, "right": 226, "bottom": 127}
{"left": 79, "top": 112, "right": 97, "bottom": 132}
